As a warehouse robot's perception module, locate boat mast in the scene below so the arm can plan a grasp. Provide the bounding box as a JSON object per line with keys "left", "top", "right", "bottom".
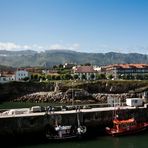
{"left": 77, "top": 111, "right": 81, "bottom": 127}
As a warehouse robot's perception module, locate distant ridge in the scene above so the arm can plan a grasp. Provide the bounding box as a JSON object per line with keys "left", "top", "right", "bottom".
{"left": 0, "top": 49, "right": 147, "bottom": 67}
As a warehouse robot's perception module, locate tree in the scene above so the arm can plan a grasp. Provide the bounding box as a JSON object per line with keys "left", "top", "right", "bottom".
{"left": 33, "top": 74, "right": 39, "bottom": 80}
{"left": 144, "top": 74, "right": 148, "bottom": 80}
{"left": 53, "top": 65, "right": 58, "bottom": 69}
{"left": 90, "top": 73, "right": 95, "bottom": 80}
{"left": 51, "top": 75, "right": 56, "bottom": 80}
{"left": 55, "top": 75, "right": 61, "bottom": 80}
{"left": 107, "top": 74, "right": 113, "bottom": 80}
{"left": 100, "top": 74, "right": 106, "bottom": 79}
{"left": 23, "top": 77, "right": 29, "bottom": 81}
{"left": 64, "top": 74, "right": 72, "bottom": 80}
{"left": 46, "top": 75, "right": 52, "bottom": 80}
{"left": 135, "top": 74, "right": 143, "bottom": 80}
{"left": 96, "top": 74, "right": 101, "bottom": 80}
{"left": 31, "top": 74, "right": 34, "bottom": 80}
{"left": 84, "top": 63, "right": 91, "bottom": 66}
{"left": 41, "top": 75, "right": 46, "bottom": 81}
{"left": 81, "top": 74, "right": 86, "bottom": 80}
{"left": 96, "top": 74, "right": 106, "bottom": 80}
{"left": 73, "top": 74, "right": 79, "bottom": 80}
{"left": 58, "top": 64, "right": 63, "bottom": 68}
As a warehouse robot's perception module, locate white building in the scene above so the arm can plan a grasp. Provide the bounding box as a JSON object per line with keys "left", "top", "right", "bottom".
{"left": 0, "top": 76, "right": 14, "bottom": 83}
{"left": 126, "top": 98, "right": 143, "bottom": 107}
{"left": 15, "top": 70, "right": 31, "bottom": 81}
{"left": 0, "top": 73, "right": 15, "bottom": 83}
{"left": 73, "top": 66, "right": 97, "bottom": 80}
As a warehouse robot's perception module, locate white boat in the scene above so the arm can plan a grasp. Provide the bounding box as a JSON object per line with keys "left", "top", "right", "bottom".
{"left": 45, "top": 112, "right": 87, "bottom": 140}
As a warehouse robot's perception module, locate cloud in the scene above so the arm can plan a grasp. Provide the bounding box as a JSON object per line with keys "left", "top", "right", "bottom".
{"left": 48, "top": 43, "right": 80, "bottom": 50}
{"left": 0, "top": 42, "right": 80, "bottom": 51}
{"left": 69, "top": 43, "right": 80, "bottom": 50}
{"left": 49, "top": 44, "right": 64, "bottom": 49}
{"left": 0, "top": 42, "right": 21, "bottom": 50}
{"left": 0, "top": 42, "right": 32, "bottom": 51}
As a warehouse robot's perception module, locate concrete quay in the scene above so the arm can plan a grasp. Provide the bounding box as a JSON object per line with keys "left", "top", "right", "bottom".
{"left": 0, "top": 105, "right": 148, "bottom": 137}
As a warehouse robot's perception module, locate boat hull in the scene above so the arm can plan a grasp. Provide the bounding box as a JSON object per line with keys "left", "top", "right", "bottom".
{"left": 106, "top": 125, "right": 148, "bottom": 136}
{"left": 46, "top": 134, "right": 79, "bottom": 141}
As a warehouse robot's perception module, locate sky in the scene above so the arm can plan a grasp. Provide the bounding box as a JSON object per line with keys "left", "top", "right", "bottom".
{"left": 0, "top": 0, "right": 148, "bottom": 54}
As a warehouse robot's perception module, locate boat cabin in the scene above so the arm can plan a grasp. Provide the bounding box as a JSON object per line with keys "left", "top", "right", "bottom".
{"left": 113, "top": 118, "right": 136, "bottom": 130}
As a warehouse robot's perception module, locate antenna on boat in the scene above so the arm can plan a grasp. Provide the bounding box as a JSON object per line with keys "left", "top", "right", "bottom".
{"left": 113, "top": 98, "right": 118, "bottom": 119}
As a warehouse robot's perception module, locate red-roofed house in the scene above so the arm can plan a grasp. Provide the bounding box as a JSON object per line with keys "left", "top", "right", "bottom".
{"left": 73, "top": 66, "right": 97, "bottom": 80}
{"left": 105, "top": 64, "right": 148, "bottom": 79}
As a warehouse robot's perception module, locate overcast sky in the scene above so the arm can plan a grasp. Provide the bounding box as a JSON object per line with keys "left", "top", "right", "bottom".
{"left": 0, "top": 0, "right": 148, "bottom": 54}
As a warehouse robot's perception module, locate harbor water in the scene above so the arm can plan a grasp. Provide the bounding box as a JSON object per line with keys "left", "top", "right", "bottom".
{"left": 3, "top": 132, "right": 148, "bottom": 148}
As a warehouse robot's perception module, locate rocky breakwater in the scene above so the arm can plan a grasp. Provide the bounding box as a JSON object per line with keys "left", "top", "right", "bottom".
{"left": 93, "top": 93, "right": 129, "bottom": 104}
{"left": 13, "top": 89, "right": 138, "bottom": 105}
{"left": 13, "top": 91, "right": 63, "bottom": 103}
{"left": 13, "top": 89, "right": 97, "bottom": 104}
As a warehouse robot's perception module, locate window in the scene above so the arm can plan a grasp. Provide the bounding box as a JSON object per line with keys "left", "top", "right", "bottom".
{"left": 134, "top": 100, "right": 138, "bottom": 103}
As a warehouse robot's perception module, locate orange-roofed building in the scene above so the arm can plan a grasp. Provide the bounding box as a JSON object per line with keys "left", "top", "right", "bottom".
{"left": 105, "top": 64, "right": 148, "bottom": 79}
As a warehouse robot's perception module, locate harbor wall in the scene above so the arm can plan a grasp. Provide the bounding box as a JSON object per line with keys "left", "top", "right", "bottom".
{"left": 0, "top": 106, "right": 148, "bottom": 138}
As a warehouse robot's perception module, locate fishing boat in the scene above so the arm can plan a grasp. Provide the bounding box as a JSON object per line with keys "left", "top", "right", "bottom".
{"left": 106, "top": 117, "right": 148, "bottom": 136}
{"left": 45, "top": 125, "right": 77, "bottom": 140}
{"left": 45, "top": 112, "right": 87, "bottom": 140}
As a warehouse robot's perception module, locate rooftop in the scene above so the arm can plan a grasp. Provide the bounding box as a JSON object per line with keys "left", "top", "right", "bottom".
{"left": 74, "top": 66, "right": 97, "bottom": 73}
{"left": 106, "top": 64, "right": 148, "bottom": 69}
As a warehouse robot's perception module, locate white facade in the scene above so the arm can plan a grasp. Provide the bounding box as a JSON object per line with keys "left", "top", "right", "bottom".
{"left": 75, "top": 72, "right": 96, "bottom": 80}
{"left": 15, "top": 70, "right": 30, "bottom": 81}
{"left": 0, "top": 76, "right": 14, "bottom": 83}
{"left": 126, "top": 98, "right": 143, "bottom": 107}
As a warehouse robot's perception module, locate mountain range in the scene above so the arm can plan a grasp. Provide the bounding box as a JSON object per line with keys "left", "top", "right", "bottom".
{"left": 0, "top": 50, "right": 148, "bottom": 67}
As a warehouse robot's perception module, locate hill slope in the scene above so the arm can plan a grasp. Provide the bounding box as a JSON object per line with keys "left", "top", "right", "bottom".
{"left": 0, "top": 50, "right": 148, "bottom": 67}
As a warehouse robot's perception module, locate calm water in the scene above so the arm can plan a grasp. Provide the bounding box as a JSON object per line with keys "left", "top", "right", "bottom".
{"left": 3, "top": 133, "right": 148, "bottom": 148}
{"left": 1, "top": 102, "right": 148, "bottom": 148}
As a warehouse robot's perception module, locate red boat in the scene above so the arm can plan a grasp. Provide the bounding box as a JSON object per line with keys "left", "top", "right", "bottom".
{"left": 106, "top": 118, "right": 148, "bottom": 136}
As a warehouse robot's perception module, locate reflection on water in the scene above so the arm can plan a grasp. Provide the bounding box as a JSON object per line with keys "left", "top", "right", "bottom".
{"left": 7, "top": 132, "right": 148, "bottom": 148}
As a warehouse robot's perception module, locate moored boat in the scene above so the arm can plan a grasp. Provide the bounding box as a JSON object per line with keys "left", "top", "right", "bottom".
{"left": 45, "top": 111, "right": 87, "bottom": 140}
{"left": 106, "top": 118, "right": 148, "bottom": 136}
